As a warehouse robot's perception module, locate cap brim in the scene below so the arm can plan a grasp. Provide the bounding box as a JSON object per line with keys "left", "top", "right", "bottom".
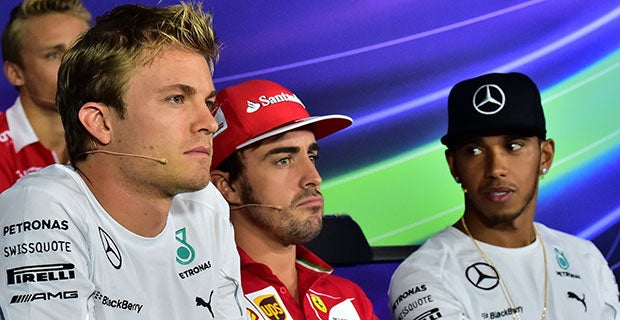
{"left": 237, "top": 115, "right": 353, "bottom": 150}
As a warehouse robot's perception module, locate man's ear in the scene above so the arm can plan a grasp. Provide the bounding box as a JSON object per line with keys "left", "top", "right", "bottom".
{"left": 445, "top": 149, "right": 460, "bottom": 183}
{"left": 4, "top": 61, "right": 25, "bottom": 87}
{"left": 540, "top": 138, "right": 555, "bottom": 172}
{"left": 78, "top": 102, "right": 113, "bottom": 146}
{"left": 211, "top": 170, "right": 241, "bottom": 205}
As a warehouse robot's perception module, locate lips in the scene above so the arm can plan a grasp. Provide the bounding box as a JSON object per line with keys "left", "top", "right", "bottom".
{"left": 185, "top": 146, "right": 211, "bottom": 157}
{"left": 296, "top": 195, "right": 323, "bottom": 207}
{"left": 483, "top": 186, "right": 514, "bottom": 202}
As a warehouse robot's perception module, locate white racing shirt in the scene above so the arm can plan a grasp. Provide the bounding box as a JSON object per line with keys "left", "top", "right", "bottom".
{"left": 0, "top": 164, "right": 245, "bottom": 319}
{"left": 389, "top": 223, "right": 620, "bottom": 320}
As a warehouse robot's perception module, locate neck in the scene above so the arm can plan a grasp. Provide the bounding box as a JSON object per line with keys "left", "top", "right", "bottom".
{"left": 460, "top": 215, "right": 549, "bottom": 320}
{"left": 21, "top": 96, "right": 68, "bottom": 163}
{"left": 76, "top": 161, "right": 172, "bottom": 237}
{"left": 455, "top": 214, "right": 536, "bottom": 248}
{"left": 233, "top": 214, "right": 299, "bottom": 301}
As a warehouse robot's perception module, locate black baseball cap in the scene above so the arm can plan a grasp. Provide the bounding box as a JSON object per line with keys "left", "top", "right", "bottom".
{"left": 441, "top": 72, "right": 546, "bottom": 147}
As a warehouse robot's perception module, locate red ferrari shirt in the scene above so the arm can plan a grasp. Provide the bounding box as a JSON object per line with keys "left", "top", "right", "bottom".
{"left": 239, "top": 245, "right": 378, "bottom": 320}
{"left": 0, "top": 98, "right": 58, "bottom": 193}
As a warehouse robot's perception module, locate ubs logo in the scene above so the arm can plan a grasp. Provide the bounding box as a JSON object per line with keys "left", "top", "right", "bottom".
{"left": 99, "top": 227, "right": 122, "bottom": 269}
{"left": 255, "top": 295, "right": 286, "bottom": 320}
{"left": 472, "top": 84, "right": 505, "bottom": 115}
{"left": 465, "top": 262, "right": 499, "bottom": 290}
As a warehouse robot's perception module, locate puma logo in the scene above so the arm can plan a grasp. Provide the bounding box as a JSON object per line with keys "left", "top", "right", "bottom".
{"left": 567, "top": 291, "right": 587, "bottom": 311}
{"left": 196, "top": 290, "right": 215, "bottom": 318}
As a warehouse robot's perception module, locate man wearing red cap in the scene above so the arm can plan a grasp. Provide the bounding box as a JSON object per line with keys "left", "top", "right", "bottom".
{"left": 210, "top": 79, "right": 378, "bottom": 320}
{"left": 389, "top": 72, "right": 619, "bottom": 320}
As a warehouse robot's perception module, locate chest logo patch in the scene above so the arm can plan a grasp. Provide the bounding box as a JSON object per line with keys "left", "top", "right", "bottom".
{"left": 310, "top": 294, "right": 327, "bottom": 313}
{"left": 255, "top": 294, "right": 286, "bottom": 320}
{"left": 175, "top": 227, "right": 195, "bottom": 265}
{"left": 98, "top": 227, "right": 122, "bottom": 269}
{"left": 555, "top": 247, "right": 570, "bottom": 270}
{"left": 465, "top": 262, "right": 499, "bottom": 290}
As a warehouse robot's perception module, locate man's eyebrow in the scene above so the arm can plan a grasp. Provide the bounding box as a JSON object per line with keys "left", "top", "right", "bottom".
{"left": 45, "top": 44, "right": 67, "bottom": 51}
{"left": 156, "top": 84, "right": 196, "bottom": 95}
{"left": 262, "top": 146, "right": 300, "bottom": 161}
{"left": 505, "top": 134, "right": 533, "bottom": 141}
{"left": 308, "top": 142, "right": 319, "bottom": 153}
{"left": 206, "top": 90, "right": 216, "bottom": 100}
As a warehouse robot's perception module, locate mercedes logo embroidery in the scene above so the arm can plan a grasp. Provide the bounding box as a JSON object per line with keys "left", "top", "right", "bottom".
{"left": 465, "top": 262, "right": 500, "bottom": 290}
{"left": 99, "top": 227, "right": 122, "bottom": 269}
{"left": 472, "top": 84, "right": 505, "bottom": 115}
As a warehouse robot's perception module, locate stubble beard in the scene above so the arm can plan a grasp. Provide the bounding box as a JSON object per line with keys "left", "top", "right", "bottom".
{"left": 468, "top": 176, "right": 539, "bottom": 226}
{"left": 239, "top": 179, "right": 323, "bottom": 245}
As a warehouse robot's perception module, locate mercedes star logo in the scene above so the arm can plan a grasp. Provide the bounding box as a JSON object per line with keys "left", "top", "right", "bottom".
{"left": 472, "top": 84, "right": 505, "bottom": 115}
{"left": 465, "top": 262, "right": 500, "bottom": 290}
{"left": 99, "top": 227, "right": 122, "bottom": 269}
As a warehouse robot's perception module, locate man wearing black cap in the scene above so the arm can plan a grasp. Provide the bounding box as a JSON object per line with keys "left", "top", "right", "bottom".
{"left": 210, "top": 79, "right": 378, "bottom": 319}
{"left": 389, "top": 72, "right": 619, "bottom": 320}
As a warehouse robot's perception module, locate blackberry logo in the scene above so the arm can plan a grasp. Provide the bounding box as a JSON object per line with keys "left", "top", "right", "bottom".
{"left": 92, "top": 290, "right": 144, "bottom": 314}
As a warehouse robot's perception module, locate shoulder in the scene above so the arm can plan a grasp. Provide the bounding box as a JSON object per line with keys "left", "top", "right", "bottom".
{"left": 535, "top": 222, "right": 611, "bottom": 272}
{"left": 389, "top": 227, "right": 467, "bottom": 299}
{"left": 536, "top": 222, "right": 599, "bottom": 252}
{"left": 0, "top": 111, "right": 8, "bottom": 129}
{"left": 393, "top": 227, "right": 462, "bottom": 275}
{"left": 0, "top": 112, "right": 10, "bottom": 143}
{"left": 171, "top": 183, "right": 230, "bottom": 220}
{"left": 0, "top": 165, "right": 89, "bottom": 220}
{"left": 1, "top": 165, "right": 84, "bottom": 202}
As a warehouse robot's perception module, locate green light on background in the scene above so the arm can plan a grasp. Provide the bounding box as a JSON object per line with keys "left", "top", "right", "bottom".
{"left": 323, "top": 49, "right": 620, "bottom": 246}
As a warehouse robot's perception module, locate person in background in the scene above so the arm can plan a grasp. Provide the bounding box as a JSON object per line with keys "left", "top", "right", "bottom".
{"left": 210, "top": 79, "right": 379, "bottom": 319}
{"left": 389, "top": 72, "right": 619, "bottom": 320}
{"left": 0, "top": 0, "right": 90, "bottom": 193}
{"left": 0, "top": 3, "right": 245, "bottom": 319}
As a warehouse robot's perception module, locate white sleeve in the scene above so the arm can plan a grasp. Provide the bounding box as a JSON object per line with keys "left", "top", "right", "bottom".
{"left": 203, "top": 186, "right": 247, "bottom": 320}
{"left": 0, "top": 183, "right": 93, "bottom": 319}
{"left": 589, "top": 242, "right": 620, "bottom": 319}
{"left": 389, "top": 257, "right": 469, "bottom": 320}
{"left": 212, "top": 216, "right": 246, "bottom": 319}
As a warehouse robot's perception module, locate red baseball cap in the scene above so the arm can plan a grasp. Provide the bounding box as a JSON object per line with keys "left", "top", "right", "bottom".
{"left": 211, "top": 79, "right": 352, "bottom": 169}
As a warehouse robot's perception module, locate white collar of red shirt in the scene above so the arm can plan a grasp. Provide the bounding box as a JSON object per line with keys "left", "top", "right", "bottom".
{"left": 6, "top": 97, "right": 40, "bottom": 152}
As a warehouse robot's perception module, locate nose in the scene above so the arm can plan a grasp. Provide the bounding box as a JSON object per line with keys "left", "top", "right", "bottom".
{"left": 193, "top": 104, "right": 219, "bottom": 134}
{"left": 301, "top": 157, "right": 323, "bottom": 190}
{"left": 485, "top": 148, "right": 508, "bottom": 179}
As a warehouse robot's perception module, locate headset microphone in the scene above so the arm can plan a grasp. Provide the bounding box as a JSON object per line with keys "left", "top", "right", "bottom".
{"left": 230, "top": 203, "right": 283, "bottom": 210}
{"left": 81, "top": 150, "right": 168, "bottom": 164}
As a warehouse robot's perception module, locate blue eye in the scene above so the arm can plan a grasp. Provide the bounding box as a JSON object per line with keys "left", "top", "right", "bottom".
{"left": 167, "top": 95, "right": 184, "bottom": 104}
{"left": 45, "top": 51, "right": 62, "bottom": 60}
